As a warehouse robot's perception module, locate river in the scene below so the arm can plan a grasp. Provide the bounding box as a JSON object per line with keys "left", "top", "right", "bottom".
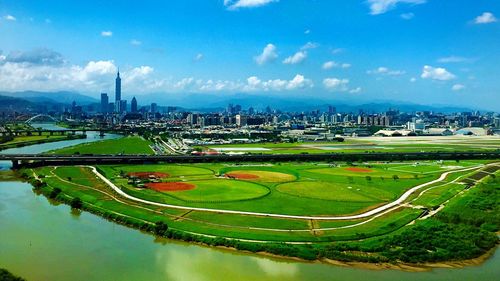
{"left": 0, "top": 123, "right": 498, "bottom": 281}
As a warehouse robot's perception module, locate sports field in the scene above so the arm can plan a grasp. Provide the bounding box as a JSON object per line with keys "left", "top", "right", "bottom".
{"left": 204, "top": 135, "right": 500, "bottom": 154}
{"left": 47, "top": 135, "right": 154, "bottom": 155}
{"left": 30, "top": 159, "right": 499, "bottom": 243}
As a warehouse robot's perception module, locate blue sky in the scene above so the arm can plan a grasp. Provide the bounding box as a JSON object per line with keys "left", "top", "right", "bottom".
{"left": 0, "top": 0, "right": 499, "bottom": 110}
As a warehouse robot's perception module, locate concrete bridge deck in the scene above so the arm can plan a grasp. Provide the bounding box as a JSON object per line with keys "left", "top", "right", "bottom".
{"left": 1, "top": 151, "right": 499, "bottom": 168}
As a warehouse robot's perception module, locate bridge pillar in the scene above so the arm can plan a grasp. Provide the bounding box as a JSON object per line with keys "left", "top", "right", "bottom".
{"left": 11, "top": 160, "right": 20, "bottom": 169}
{"left": 38, "top": 131, "right": 42, "bottom": 136}
{"left": 50, "top": 131, "right": 54, "bottom": 136}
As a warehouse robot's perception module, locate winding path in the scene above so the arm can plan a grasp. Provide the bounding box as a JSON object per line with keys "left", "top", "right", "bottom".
{"left": 88, "top": 163, "right": 496, "bottom": 221}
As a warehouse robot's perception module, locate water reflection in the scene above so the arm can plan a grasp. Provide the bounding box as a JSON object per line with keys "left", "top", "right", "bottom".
{"left": 0, "top": 182, "right": 499, "bottom": 281}
{"left": 156, "top": 246, "right": 300, "bottom": 281}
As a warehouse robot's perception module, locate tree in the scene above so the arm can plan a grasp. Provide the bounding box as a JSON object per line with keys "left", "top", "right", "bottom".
{"left": 49, "top": 187, "right": 62, "bottom": 199}
{"left": 154, "top": 221, "right": 169, "bottom": 236}
{"left": 70, "top": 197, "right": 83, "bottom": 209}
{"left": 365, "top": 176, "right": 372, "bottom": 181}
{"left": 393, "top": 175, "right": 399, "bottom": 180}
{"left": 67, "top": 177, "right": 72, "bottom": 181}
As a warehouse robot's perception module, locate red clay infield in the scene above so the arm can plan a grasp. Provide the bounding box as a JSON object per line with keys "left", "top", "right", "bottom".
{"left": 128, "top": 172, "right": 169, "bottom": 179}
{"left": 145, "top": 182, "right": 195, "bottom": 192}
{"left": 344, "top": 167, "right": 374, "bottom": 173}
{"left": 225, "top": 172, "right": 260, "bottom": 179}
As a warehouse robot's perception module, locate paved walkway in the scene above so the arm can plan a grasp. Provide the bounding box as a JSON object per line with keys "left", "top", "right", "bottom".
{"left": 88, "top": 163, "right": 496, "bottom": 220}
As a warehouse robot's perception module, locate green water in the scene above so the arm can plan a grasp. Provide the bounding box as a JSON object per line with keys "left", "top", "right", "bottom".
{"left": 0, "top": 125, "right": 498, "bottom": 280}
{"left": 0, "top": 182, "right": 499, "bottom": 281}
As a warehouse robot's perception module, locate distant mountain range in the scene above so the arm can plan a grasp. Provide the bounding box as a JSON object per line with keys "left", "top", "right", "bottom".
{"left": 133, "top": 92, "right": 477, "bottom": 113}
{"left": 0, "top": 91, "right": 98, "bottom": 105}
{"left": 0, "top": 95, "right": 35, "bottom": 112}
{"left": 0, "top": 91, "right": 485, "bottom": 114}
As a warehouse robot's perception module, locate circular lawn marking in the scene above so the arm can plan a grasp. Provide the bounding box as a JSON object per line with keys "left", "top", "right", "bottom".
{"left": 344, "top": 167, "right": 374, "bottom": 173}
{"left": 128, "top": 172, "right": 169, "bottom": 179}
{"left": 224, "top": 170, "right": 296, "bottom": 183}
{"left": 145, "top": 182, "right": 195, "bottom": 192}
{"left": 225, "top": 172, "right": 259, "bottom": 180}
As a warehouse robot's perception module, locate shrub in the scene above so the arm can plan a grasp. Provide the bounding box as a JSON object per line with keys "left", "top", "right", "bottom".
{"left": 70, "top": 197, "right": 83, "bottom": 209}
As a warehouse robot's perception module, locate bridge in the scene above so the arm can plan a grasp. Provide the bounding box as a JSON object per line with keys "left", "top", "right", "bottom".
{"left": 2, "top": 151, "right": 499, "bottom": 169}
{"left": 0, "top": 129, "right": 129, "bottom": 137}
{"left": 25, "top": 114, "right": 58, "bottom": 124}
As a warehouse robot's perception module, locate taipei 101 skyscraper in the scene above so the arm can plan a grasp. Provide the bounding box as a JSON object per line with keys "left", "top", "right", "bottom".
{"left": 115, "top": 70, "right": 121, "bottom": 112}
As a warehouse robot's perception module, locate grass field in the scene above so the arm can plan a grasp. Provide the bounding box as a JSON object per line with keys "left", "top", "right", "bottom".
{"left": 47, "top": 135, "right": 154, "bottom": 155}
{"left": 95, "top": 162, "right": 446, "bottom": 216}
{"left": 203, "top": 135, "right": 500, "bottom": 154}
{"left": 29, "top": 159, "right": 498, "bottom": 244}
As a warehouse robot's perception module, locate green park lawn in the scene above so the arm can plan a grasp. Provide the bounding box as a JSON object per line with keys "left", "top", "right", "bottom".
{"left": 29, "top": 159, "right": 496, "bottom": 243}
{"left": 47, "top": 135, "right": 154, "bottom": 155}
{"left": 204, "top": 137, "right": 500, "bottom": 154}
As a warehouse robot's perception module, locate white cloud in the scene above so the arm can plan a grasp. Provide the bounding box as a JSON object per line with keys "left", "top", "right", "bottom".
{"left": 367, "top": 0, "right": 426, "bottom": 15}
{"left": 174, "top": 77, "right": 196, "bottom": 90}
{"left": 304, "top": 29, "right": 311, "bottom": 34}
{"left": 244, "top": 74, "right": 313, "bottom": 91}
{"left": 400, "top": 12, "right": 414, "bottom": 20}
{"left": 323, "top": 78, "right": 350, "bottom": 92}
{"left": 3, "top": 14, "right": 16, "bottom": 21}
{"left": 224, "top": 0, "right": 278, "bottom": 10}
{"left": 367, "top": 66, "right": 405, "bottom": 76}
{"left": 452, "top": 84, "right": 465, "bottom": 91}
{"left": 255, "top": 43, "right": 278, "bottom": 65}
{"left": 101, "top": 31, "right": 113, "bottom": 37}
{"left": 301, "top": 42, "right": 319, "bottom": 50}
{"left": 283, "top": 51, "right": 307, "bottom": 64}
{"left": 421, "top": 65, "right": 456, "bottom": 81}
{"left": 331, "top": 48, "right": 344, "bottom": 55}
{"left": 0, "top": 53, "right": 167, "bottom": 94}
{"left": 5, "top": 48, "right": 65, "bottom": 66}
{"left": 130, "top": 39, "right": 142, "bottom": 46}
{"left": 194, "top": 53, "right": 204, "bottom": 61}
{"left": 437, "top": 56, "right": 472, "bottom": 63}
{"left": 349, "top": 87, "right": 362, "bottom": 94}
{"left": 193, "top": 53, "right": 205, "bottom": 61}
{"left": 0, "top": 49, "right": 316, "bottom": 94}
{"left": 410, "top": 77, "right": 417, "bottom": 82}
{"left": 286, "top": 74, "right": 312, "bottom": 90}
{"left": 123, "top": 66, "right": 154, "bottom": 83}
{"left": 322, "top": 61, "right": 338, "bottom": 70}
{"left": 322, "top": 61, "right": 351, "bottom": 70}
{"left": 474, "top": 12, "right": 497, "bottom": 24}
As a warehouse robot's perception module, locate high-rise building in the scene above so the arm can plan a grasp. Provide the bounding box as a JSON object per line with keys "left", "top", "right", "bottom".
{"left": 115, "top": 70, "right": 121, "bottom": 103}
{"left": 131, "top": 97, "right": 137, "bottom": 113}
{"left": 120, "top": 100, "right": 127, "bottom": 113}
{"left": 235, "top": 114, "right": 247, "bottom": 127}
{"left": 108, "top": 102, "right": 115, "bottom": 113}
{"left": 100, "top": 93, "right": 109, "bottom": 114}
{"left": 328, "top": 105, "right": 336, "bottom": 115}
{"left": 150, "top": 103, "right": 158, "bottom": 113}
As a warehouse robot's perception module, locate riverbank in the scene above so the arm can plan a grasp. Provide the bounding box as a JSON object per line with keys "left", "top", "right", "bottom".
{"left": 0, "top": 134, "right": 86, "bottom": 151}
{"left": 0, "top": 268, "right": 26, "bottom": 281}
{"left": 191, "top": 239, "right": 499, "bottom": 272}
{"left": 22, "top": 168, "right": 500, "bottom": 270}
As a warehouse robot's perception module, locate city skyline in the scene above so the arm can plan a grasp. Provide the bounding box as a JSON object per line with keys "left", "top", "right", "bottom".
{"left": 0, "top": 0, "right": 499, "bottom": 111}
